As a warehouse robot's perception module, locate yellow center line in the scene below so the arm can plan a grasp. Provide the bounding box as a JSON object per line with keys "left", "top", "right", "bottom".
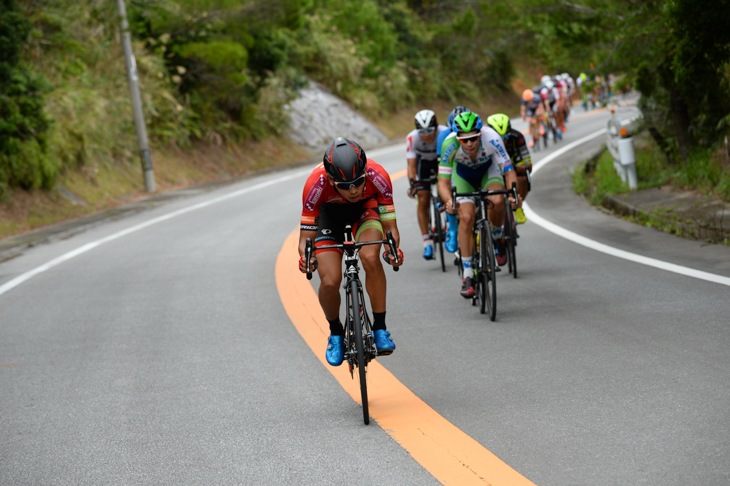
{"left": 275, "top": 168, "right": 534, "bottom": 485}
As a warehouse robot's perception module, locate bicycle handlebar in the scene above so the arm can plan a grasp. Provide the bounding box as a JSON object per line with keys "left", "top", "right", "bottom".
{"left": 451, "top": 181, "right": 518, "bottom": 208}
{"left": 304, "top": 227, "right": 400, "bottom": 279}
{"left": 305, "top": 237, "right": 314, "bottom": 280}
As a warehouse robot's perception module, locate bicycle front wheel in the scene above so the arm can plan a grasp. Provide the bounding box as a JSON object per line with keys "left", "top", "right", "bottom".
{"left": 350, "top": 280, "right": 369, "bottom": 425}
{"left": 483, "top": 221, "right": 497, "bottom": 321}
{"left": 477, "top": 225, "right": 487, "bottom": 315}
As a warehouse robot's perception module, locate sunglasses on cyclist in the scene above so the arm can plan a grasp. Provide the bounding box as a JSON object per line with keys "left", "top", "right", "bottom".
{"left": 457, "top": 133, "right": 480, "bottom": 143}
{"left": 418, "top": 127, "right": 436, "bottom": 135}
{"left": 334, "top": 175, "right": 367, "bottom": 190}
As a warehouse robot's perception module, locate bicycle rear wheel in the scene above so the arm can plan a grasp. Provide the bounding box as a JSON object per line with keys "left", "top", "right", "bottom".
{"left": 433, "top": 198, "right": 446, "bottom": 272}
{"left": 349, "top": 280, "right": 369, "bottom": 425}
{"left": 504, "top": 197, "right": 518, "bottom": 279}
{"left": 484, "top": 221, "right": 497, "bottom": 321}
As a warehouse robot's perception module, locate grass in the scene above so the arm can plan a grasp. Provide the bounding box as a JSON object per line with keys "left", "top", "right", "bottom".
{"left": 0, "top": 137, "right": 313, "bottom": 241}
{"left": 572, "top": 131, "right": 730, "bottom": 244}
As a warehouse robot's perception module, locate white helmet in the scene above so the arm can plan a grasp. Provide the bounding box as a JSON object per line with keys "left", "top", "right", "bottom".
{"left": 541, "top": 75, "right": 552, "bottom": 85}
{"left": 561, "top": 72, "right": 569, "bottom": 80}
{"left": 545, "top": 80, "right": 555, "bottom": 90}
{"left": 414, "top": 110, "right": 437, "bottom": 131}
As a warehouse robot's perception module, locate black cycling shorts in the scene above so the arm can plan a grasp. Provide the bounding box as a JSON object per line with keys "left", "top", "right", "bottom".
{"left": 314, "top": 199, "right": 382, "bottom": 254}
{"left": 414, "top": 155, "right": 439, "bottom": 191}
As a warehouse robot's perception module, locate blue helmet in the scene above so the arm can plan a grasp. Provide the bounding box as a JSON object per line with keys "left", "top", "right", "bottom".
{"left": 447, "top": 106, "right": 470, "bottom": 131}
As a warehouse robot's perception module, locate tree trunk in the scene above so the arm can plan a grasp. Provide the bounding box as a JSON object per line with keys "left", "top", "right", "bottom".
{"left": 648, "top": 125, "right": 676, "bottom": 165}
{"left": 670, "top": 86, "right": 693, "bottom": 161}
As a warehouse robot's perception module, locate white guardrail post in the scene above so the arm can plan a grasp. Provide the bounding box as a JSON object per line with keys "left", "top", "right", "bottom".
{"left": 606, "top": 108, "right": 637, "bottom": 190}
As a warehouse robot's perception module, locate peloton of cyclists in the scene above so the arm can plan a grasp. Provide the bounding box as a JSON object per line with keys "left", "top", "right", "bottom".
{"left": 298, "top": 137, "right": 404, "bottom": 366}
{"left": 406, "top": 110, "right": 449, "bottom": 260}
{"left": 438, "top": 112, "right": 521, "bottom": 298}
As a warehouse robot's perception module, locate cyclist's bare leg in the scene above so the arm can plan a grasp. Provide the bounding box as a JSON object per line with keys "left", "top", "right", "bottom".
{"left": 486, "top": 183, "right": 506, "bottom": 229}
{"left": 317, "top": 251, "right": 344, "bottom": 321}
{"left": 417, "top": 189, "right": 430, "bottom": 237}
{"left": 357, "top": 227, "right": 386, "bottom": 313}
{"left": 529, "top": 116, "right": 538, "bottom": 144}
{"left": 457, "top": 201, "right": 476, "bottom": 258}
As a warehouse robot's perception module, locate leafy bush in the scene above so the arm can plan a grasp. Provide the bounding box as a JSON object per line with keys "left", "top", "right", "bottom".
{"left": 0, "top": 0, "right": 52, "bottom": 198}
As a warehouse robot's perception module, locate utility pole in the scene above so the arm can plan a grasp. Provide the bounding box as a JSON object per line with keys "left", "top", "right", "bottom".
{"left": 117, "top": 0, "right": 156, "bottom": 192}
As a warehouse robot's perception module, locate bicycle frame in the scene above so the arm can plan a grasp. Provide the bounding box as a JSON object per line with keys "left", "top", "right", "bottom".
{"left": 304, "top": 226, "right": 399, "bottom": 424}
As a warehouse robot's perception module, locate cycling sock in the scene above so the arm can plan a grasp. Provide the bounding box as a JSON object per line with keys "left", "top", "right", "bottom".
{"left": 372, "top": 312, "right": 386, "bottom": 332}
{"left": 492, "top": 226, "right": 503, "bottom": 240}
{"left": 462, "top": 256, "right": 474, "bottom": 277}
{"left": 328, "top": 317, "right": 344, "bottom": 336}
{"left": 422, "top": 233, "right": 433, "bottom": 248}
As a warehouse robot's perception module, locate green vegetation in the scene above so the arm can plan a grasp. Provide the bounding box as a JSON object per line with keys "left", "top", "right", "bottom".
{"left": 2, "top": 0, "right": 730, "bottom": 239}
{"left": 573, "top": 132, "right": 730, "bottom": 243}
{"left": 574, "top": 133, "right": 730, "bottom": 203}
{"left": 0, "top": 0, "right": 52, "bottom": 199}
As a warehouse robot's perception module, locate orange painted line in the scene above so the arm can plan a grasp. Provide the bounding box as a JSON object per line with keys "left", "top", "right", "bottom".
{"left": 1, "top": 364, "right": 17, "bottom": 367}
{"left": 275, "top": 228, "right": 535, "bottom": 485}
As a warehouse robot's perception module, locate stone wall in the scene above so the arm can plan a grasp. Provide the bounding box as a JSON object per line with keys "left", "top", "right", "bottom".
{"left": 285, "top": 80, "right": 388, "bottom": 154}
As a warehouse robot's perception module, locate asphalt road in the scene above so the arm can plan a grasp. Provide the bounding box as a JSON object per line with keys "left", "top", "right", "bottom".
{"left": 1, "top": 101, "right": 729, "bottom": 485}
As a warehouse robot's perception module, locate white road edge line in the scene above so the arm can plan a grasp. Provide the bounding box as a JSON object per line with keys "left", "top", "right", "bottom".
{"left": 524, "top": 117, "right": 730, "bottom": 287}
{"left": 0, "top": 168, "right": 313, "bottom": 297}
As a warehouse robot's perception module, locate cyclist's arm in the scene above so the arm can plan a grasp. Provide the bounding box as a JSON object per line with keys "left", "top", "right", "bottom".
{"left": 381, "top": 218, "right": 400, "bottom": 250}
{"left": 407, "top": 157, "right": 417, "bottom": 182}
{"left": 298, "top": 229, "right": 317, "bottom": 257}
{"left": 501, "top": 168, "right": 521, "bottom": 210}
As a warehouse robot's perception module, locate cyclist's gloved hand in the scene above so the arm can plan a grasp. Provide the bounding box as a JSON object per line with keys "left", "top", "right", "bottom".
{"left": 382, "top": 248, "right": 404, "bottom": 267}
{"left": 299, "top": 255, "right": 318, "bottom": 273}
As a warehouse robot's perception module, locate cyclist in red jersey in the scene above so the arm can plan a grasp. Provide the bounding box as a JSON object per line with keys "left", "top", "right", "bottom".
{"left": 298, "top": 137, "right": 404, "bottom": 367}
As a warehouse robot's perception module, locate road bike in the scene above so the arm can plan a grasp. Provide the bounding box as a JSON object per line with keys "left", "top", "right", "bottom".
{"left": 411, "top": 177, "right": 447, "bottom": 272}
{"left": 427, "top": 176, "right": 447, "bottom": 272}
{"left": 304, "top": 226, "right": 400, "bottom": 425}
{"left": 452, "top": 183, "right": 518, "bottom": 321}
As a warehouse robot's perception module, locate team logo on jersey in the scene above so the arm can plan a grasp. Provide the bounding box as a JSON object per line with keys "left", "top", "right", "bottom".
{"left": 321, "top": 229, "right": 332, "bottom": 235}
{"left": 367, "top": 167, "right": 392, "bottom": 199}
{"left": 304, "top": 175, "right": 326, "bottom": 212}
{"left": 488, "top": 139, "right": 509, "bottom": 160}
{"left": 378, "top": 204, "right": 395, "bottom": 214}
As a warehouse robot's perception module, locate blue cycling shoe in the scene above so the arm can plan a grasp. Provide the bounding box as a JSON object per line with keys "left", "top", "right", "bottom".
{"left": 325, "top": 335, "right": 345, "bottom": 366}
{"left": 372, "top": 330, "right": 395, "bottom": 356}
{"left": 423, "top": 245, "right": 434, "bottom": 260}
{"left": 445, "top": 233, "right": 458, "bottom": 253}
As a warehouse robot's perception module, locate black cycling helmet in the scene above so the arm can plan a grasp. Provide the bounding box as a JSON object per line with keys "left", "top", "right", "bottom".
{"left": 323, "top": 137, "right": 367, "bottom": 182}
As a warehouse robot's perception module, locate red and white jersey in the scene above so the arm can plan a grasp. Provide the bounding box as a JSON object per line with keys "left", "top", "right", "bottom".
{"left": 300, "top": 159, "right": 395, "bottom": 231}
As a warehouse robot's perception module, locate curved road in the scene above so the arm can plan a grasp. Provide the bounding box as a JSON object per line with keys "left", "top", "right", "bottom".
{"left": 2, "top": 103, "right": 729, "bottom": 485}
